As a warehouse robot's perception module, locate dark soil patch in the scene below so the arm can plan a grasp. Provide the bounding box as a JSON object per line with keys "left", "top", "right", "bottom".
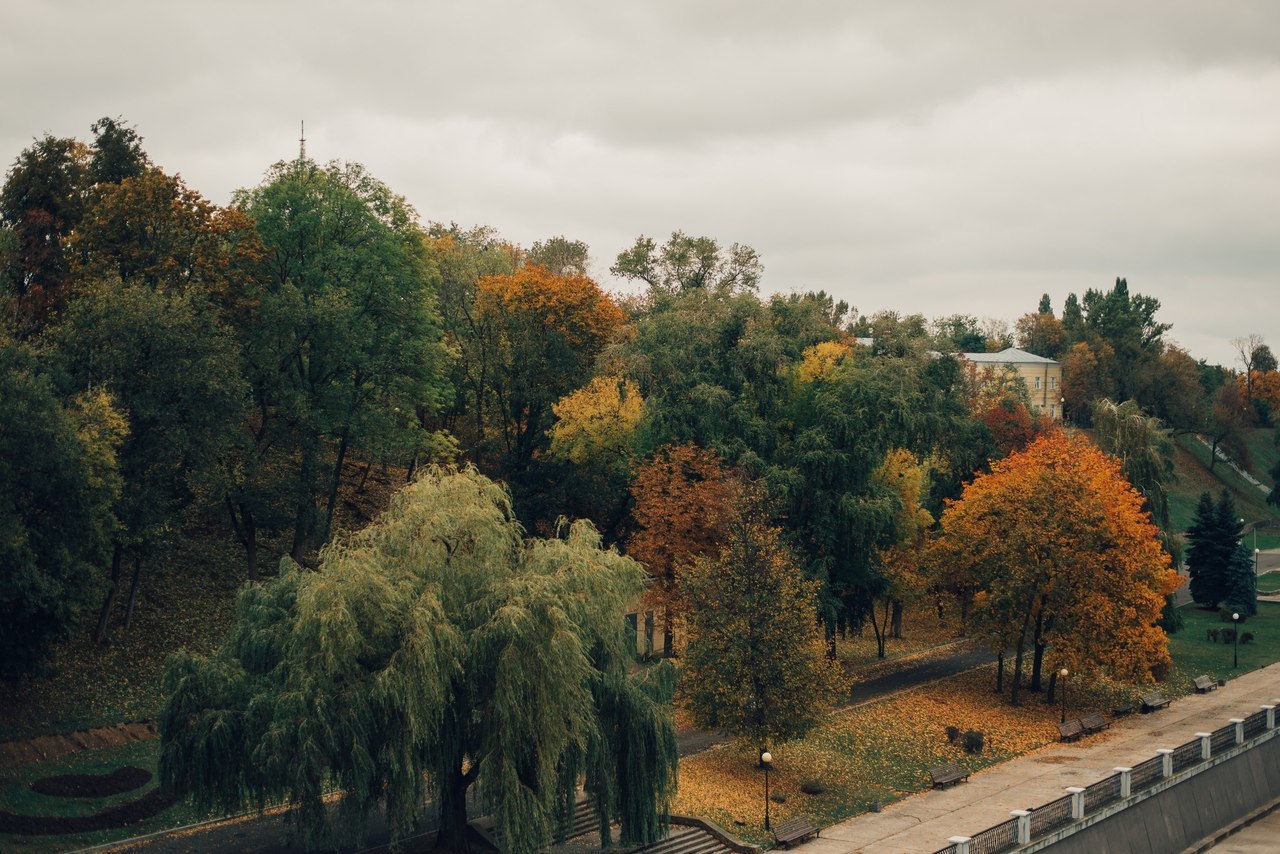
{"left": 30, "top": 765, "right": 151, "bottom": 797}
{"left": 0, "top": 786, "right": 178, "bottom": 835}
{"left": 0, "top": 720, "right": 158, "bottom": 766}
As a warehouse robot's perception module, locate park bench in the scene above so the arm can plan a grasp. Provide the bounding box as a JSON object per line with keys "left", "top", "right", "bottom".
{"left": 1194, "top": 675, "right": 1218, "bottom": 693}
{"left": 773, "top": 815, "right": 820, "bottom": 847}
{"left": 1080, "top": 712, "right": 1111, "bottom": 734}
{"left": 1058, "top": 718, "right": 1084, "bottom": 742}
{"left": 1141, "top": 690, "right": 1171, "bottom": 713}
{"left": 929, "top": 761, "right": 970, "bottom": 789}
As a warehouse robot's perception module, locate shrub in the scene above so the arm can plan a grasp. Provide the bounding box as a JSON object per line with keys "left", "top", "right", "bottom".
{"left": 945, "top": 725, "right": 961, "bottom": 743}
{"left": 770, "top": 791, "right": 787, "bottom": 803}
{"left": 1221, "top": 629, "right": 1237, "bottom": 644}
{"left": 962, "top": 730, "right": 985, "bottom": 754}
{"left": 1242, "top": 632, "right": 1255, "bottom": 644}
{"left": 1207, "top": 628, "right": 1220, "bottom": 642}
{"left": 800, "top": 779, "right": 826, "bottom": 795}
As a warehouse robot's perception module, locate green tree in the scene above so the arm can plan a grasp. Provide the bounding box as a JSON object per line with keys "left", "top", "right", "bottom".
{"left": 679, "top": 487, "right": 842, "bottom": 749}
{"left": 160, "top": 467, "right": 677, "bottom": 852}
{"left": 0, "top": 133, "right": 89, "bottom": 330}
{"left": 88, "top": 116, "right": 149, "bottom": 185}
{"left": 611, "top": 230, "right": 762, "bottom": 298}
{"left": 1222, "top": 539, "right": 1257, "bottom": 619}
{"left": 51, "top": 278, "right": 246, "bottom": 639}
{"left": 0, "top": 334, "right": 123, "bottom": 679}
{"left": 234, "top": 159, "right": 452, "bottom": 563}
{"left": 1091, "top": 399, "right": 1176, "bottom": 531}
{"left": 1187, "top": 490, "right": 1244, "bottom": 609}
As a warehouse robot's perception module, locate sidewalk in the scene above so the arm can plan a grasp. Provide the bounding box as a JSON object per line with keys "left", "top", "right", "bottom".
{"left": 793, "top": 662, "right": 1280, "bottom": 853}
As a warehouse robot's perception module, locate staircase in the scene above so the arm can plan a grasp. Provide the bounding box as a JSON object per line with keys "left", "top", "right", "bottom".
{"left": 636, "top": 824, "right": 736, "bottom": 854}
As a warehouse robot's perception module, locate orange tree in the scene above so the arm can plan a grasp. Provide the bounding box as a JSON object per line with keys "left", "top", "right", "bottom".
{"left": 627, "top": 443, "right": 739, "bottom": 656}
{"left": 476, "top": 264, "right": 624, "bottom": 475}
{"left": 928, "top": 431, "right": 1178, "bottom": 705}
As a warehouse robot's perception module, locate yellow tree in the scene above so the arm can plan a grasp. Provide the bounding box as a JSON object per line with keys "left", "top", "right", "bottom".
{"left": 548, "top": 375, "right": 644, "bottom": 471}
{"left": 929, "top": 431, "right": 1178, "bottom": 705}
{"left": 868, "top": 449, "right": 934, "bottom": 656}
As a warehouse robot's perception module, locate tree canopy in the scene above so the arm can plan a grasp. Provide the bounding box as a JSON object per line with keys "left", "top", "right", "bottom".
{"left": 928, "top": 431, "right": 1178, "bottom": 704}
{"left": 160, "top": 467, "right": 677, "bottom": 851}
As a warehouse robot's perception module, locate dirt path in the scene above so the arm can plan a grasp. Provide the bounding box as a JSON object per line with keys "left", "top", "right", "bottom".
{"left": 0, "top": 721, "right": 157, "bottom": 767}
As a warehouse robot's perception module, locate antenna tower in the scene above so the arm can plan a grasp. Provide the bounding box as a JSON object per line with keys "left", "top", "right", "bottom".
{"left": 299, "top": 121, "right": 306, "bottom": 159}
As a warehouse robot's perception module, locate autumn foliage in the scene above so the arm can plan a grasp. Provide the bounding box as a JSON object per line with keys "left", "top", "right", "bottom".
{"left": 929, "top": 430, "right": 1178, "bottom": 702}
{"left": 627, "top": 444, "right": 739, "bottom": 655}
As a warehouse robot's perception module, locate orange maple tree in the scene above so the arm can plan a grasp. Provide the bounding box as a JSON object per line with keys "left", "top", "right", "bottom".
{"left": 928, "top": 430, "right": 1178, "bottom": 705}
{"left": 627, "top": 443, "right": 740, "bottom": 656}
{"left": 475, "top": 264, "right": 625, "bottom": 469}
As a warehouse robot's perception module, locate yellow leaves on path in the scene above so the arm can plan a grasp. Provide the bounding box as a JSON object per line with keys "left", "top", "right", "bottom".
{"left": 675, "top": 667, "right": 1062, "bottom": 841}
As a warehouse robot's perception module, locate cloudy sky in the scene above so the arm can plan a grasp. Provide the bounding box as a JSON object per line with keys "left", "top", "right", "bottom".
{"left": 4, "top": 1, "right": 1277, "bottom": 366}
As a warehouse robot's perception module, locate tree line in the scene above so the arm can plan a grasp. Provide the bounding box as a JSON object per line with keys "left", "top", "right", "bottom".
{"left": 2, "top": 118, "right": 1274, "bottom": 848}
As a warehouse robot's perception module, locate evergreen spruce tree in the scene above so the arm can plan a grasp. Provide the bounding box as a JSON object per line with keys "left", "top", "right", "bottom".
{"left": 1222, "top": 541, "right": 1258, "bottom": 619}
{"left": 1187, "top": 491, "right": 1230, "bottom": 607}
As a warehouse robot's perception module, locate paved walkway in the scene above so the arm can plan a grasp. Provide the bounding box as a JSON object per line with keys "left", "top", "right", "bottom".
{"left": 792, "top": 661, "right": 1280, "bottom": 853}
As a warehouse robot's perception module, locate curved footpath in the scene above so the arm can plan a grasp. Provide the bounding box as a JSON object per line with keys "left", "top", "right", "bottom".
{"left": 792, "top": 660, "right": 1280, "bottom": 853}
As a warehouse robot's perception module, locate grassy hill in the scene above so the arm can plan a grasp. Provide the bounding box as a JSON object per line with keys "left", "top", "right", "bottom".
{"left": 1169, "top": 428, "right": 1278, "bottom": 549}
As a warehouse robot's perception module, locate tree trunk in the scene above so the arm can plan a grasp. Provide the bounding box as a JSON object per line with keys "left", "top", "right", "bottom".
{"left": 436, "top": 767, "right": 472, "bottom": 852}
{"left": 1046, "top": 668, "right": 1058, "bottom": 704}
{"left": 871, "top": 599, "right": 890, "bottom": 658}
{"left": 891, "top": 600, "right": 903, "bottom": 639}
{"left": 1030, "top": 610, "right": 1046, "bottom": 692}
{"left": 1011, "top": 641, "right": 1027, "bottom": 706}
{"left": 995, "top": 651, "right": 1005, "bottom": 693}
{"left": 122, "top": 555, "right": 143, "bottom": 631}
{"left": 94, "top": 542, "right": 124, "bottom": 643}
{"left": 322, "top": 430, "right": 351, "bottom": 544}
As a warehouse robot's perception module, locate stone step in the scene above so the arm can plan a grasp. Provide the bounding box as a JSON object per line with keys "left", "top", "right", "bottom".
{"left": 637, "top": 825, "right": 734, "bottom": 854}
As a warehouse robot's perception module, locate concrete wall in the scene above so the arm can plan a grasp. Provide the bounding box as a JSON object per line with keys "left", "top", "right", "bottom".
{"left": 1043, "top": 734, "right": 1280, "bottom": 853}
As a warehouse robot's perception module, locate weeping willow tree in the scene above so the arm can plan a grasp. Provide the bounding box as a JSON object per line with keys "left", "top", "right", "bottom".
{"left": 1091, "top": 398, "right": 1176, "bottom": 532}
{"left": 159, "top": 466, "right": 678, "bottom": 852}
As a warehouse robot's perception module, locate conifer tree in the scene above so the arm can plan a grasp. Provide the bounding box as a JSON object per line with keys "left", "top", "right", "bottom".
{"left": 1187, "top": 490, "right": 1245, "bottom": 609}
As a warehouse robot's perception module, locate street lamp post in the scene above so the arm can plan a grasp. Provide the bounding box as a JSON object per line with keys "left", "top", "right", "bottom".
{"left": 1233, "top": 613, "right": 1240, "bottom": 669}
{"left": 1059, "top": 668, "right": 1069, "bottom": 724}
{"left": 761, "top": 750, "right": 772, "bottom": 831}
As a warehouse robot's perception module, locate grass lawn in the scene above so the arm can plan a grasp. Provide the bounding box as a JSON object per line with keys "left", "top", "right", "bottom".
{"left": 1164, "top": 601, "right": 1280, "bottom": 690}
{"left": 0, "top": 740, "right": 212, "bottom": 853}
{"left": 1258, "top": 573, "right": 1280, "bottom": 594}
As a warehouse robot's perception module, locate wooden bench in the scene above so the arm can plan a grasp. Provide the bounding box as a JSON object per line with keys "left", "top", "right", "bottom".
{"left": 1080, "top": 712, "right": 1111, "bottom": 734}
{"left": 1141, "top": 691, "right": 1171, "bottom": 712}
{"left": 773, "top": 815, "right": 820, "bottom": 847}
{"left": 1194, "top": 675, "right": 1218, "bottom": 693}
{"left": 929, "top": 761, "right": 970, "bottom": 789}
{"left": 1058, "top": 718, "right": 1084, "bottom": 742}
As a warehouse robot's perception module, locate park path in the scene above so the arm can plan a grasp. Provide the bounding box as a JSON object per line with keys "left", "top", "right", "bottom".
{"left": 791, "top": 660, "right": 1280, "bottom": 853}
{"left": 676, "top": 642, "right": 996, "bottom": 757}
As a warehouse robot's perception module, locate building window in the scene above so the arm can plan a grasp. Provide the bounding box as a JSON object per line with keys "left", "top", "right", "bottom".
{"left": 1035, "top": 376, "right": 1041, "bottom": 390}
{"left": 1050, "top": 376, "right": 1057, "bottom": 389}
{"left": 1051, "top": 405, "right": 1057, "bottom": 418}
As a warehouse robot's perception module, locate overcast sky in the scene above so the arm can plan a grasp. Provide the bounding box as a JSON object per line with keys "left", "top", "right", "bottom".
{"left": 4, "top": 1, "right": 1277, "bottom": 367}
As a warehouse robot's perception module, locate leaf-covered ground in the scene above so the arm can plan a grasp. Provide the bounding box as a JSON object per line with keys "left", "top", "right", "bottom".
{"left": 674, "top": 666, "right": 1084, "bottom": 846}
